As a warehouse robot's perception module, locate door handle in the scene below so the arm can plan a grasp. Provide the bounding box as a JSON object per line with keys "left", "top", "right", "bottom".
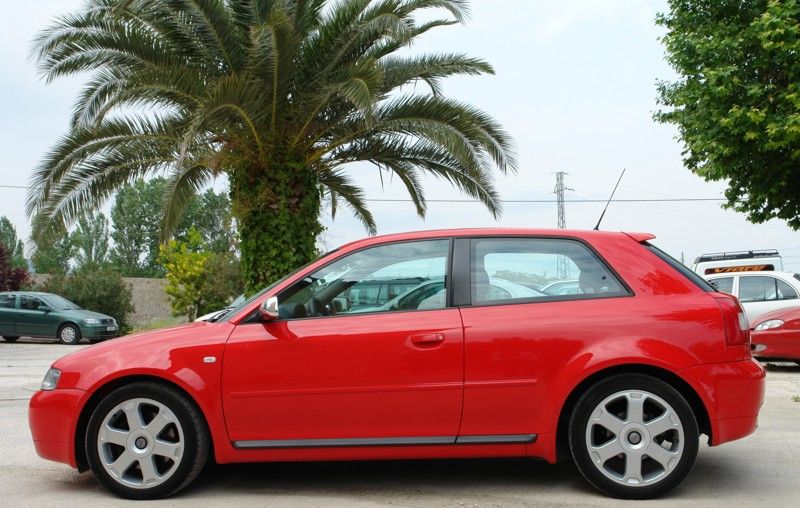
{"left": 409, "top": 333, "right": 445, "bottom": 346}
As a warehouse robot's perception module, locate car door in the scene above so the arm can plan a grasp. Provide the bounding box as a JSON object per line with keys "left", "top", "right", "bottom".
{"left": 0, "top": 294, "right": 17, "bottom": 336}
{"left": 16, "top": 295, "right": 62, "bottom": 338}
{"left": 737, "top": 275, "right": 800, "bottom": 323}
{"left": 222, "top": 239, "right": 464, "bottom": 446}
{"left": 456, "top": 236, "right": 632, "bottom": 438}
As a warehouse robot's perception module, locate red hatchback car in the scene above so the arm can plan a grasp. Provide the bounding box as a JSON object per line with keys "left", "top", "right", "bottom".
{"left": 29, "top": 229, "right": 765, "bottom": 500}
{"left": 751, "top": 306, "right": 800, "bottom": 365}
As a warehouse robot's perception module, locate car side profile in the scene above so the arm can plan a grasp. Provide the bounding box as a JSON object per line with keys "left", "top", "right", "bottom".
{"left": 0, "top": 292, "right": 118, "bottom": 344}
{"left": 705, "top": 271, "right": 800, "bottom": 323}
{"left": 28, "top": 229, "right": 765, "bottom": 500}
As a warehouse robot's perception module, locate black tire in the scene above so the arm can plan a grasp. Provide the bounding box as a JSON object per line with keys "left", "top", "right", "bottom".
{"left": 58, "top": 323, "right": 82, "bottom": 345}
{"left": 1, "top": 336, "right": 20, "bottom": 342}
{"left": 568, "top": 374, "right": 699, "bottom": 500}
{"left": 85, "top": 382, "right": 209, "bottom": 500}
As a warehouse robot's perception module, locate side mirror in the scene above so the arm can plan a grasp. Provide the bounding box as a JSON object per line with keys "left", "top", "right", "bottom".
{"left": 37, "top": 305, "right": 51, "bottom": 313}
{"left": 258, "top": 296, "right": 280, "bottom": 322}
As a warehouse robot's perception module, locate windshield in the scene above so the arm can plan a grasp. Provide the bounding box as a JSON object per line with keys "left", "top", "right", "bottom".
{"left": 44, "top": 294, "right": 81, "bottom": 310}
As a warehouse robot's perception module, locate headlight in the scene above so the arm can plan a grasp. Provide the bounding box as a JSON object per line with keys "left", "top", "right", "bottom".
{"left": 41, "top": 368, "right": 61, "bottom": 391}
{"left": 754, "top": 319, "right": 784, "bottom": 331}
{"left": 83, "top": 318, "right": 101, "bottom": 325}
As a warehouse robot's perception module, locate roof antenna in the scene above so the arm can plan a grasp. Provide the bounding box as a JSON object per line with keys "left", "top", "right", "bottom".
{"left": 593, "top": 168, "right": 626, "bottom": 231}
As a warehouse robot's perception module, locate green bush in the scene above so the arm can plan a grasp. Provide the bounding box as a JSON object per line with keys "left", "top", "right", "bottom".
{"left": 42, "top": 263, "right": 135, "bottom": 332}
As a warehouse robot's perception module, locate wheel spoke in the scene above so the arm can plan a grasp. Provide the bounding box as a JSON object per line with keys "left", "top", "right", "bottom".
{"left": 152, "top": 439, "right": 181, "bottom": 460}
{"left": 626, "top": 393, "right": 645, "bottom": 424}
{"left": 145, "top": 411, "right": 172, "bottom": 436}
{"left": 590, "top": 439, "right": 624, "bottom": 463}
{"left": 645, "top": 412, "right": 678, "bottom": 437}
{"left": 99, "top": 425, "right": 129, "bottom": 446}
{"left": 107, "top": 450, "right": 136, "bottom": 478}
{"left": 624, "top": 452, "right": 643, "bottom": 483}
{"left": 646, "top": 441, "right": 680, "bottom": 470}
{"left": 123, "top": 403, "right": 145, "bottom": 431}
{"left": 593, "top": 409, "right": 625, "bottom": 435}
{"left": 138, "top": 456, "right": 161, "bottom": 485}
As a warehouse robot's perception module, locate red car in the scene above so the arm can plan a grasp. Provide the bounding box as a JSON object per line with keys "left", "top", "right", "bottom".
{"left": 28, "top": 229, "right": 765, "bottom": 500}
{"left": 751, "top": 306, "right": 800, "bottom": 365}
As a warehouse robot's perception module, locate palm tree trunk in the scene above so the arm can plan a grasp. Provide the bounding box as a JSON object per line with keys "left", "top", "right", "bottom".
{"left": 231, "top": 165, "right": 323, "bottom": 293}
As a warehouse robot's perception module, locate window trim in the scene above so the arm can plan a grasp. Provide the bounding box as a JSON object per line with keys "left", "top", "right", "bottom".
{"left": 246, "top": 237, "right": 457, "bottom": 323}
{"left": 461, "top": 235, "right": 634, "bottom": 309}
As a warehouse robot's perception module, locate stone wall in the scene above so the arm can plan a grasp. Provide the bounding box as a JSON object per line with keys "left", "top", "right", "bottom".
{"left": 31, "top": 274, "right": 172, "bottom": 326}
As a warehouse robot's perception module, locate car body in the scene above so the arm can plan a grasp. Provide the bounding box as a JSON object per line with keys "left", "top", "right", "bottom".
{"left": 705, "top": 271, "right": 800, "bottom": 324}
{"left": 28, "top": 229, "right": 765, "bottom": 500}
{"left": 0, "top": 292, "right": 118, "bottom": 344}
{"left": 750, "top": 307, "right": 800, "bottom": 364}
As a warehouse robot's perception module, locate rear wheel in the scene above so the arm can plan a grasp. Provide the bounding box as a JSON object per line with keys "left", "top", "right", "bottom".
{"left": 85, "top": 382, "right": 209, "bottom": 499}
{"left": 1, "top": 336, "right": 19, "bottom": 342}
{"left": 58, "top": 324, "right": 82, "bottom": 345}
{"left": 569, "top": 374, "right": 699, "bottom": 499}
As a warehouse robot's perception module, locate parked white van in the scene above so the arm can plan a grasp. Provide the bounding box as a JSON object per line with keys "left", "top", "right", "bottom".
{"left": 693, "top": 250, "right": 783, "bottom": 276}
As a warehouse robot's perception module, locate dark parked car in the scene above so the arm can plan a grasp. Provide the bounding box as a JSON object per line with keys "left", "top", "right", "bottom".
{"left": 0, "top": 292, "right": 118, "bottom": 344}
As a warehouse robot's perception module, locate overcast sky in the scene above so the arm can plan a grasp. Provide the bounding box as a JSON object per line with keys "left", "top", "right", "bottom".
{"left": 1, "top": 0, "right": 799, "bottom": 270}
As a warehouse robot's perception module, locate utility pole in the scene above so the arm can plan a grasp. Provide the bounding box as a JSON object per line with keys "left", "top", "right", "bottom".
{"left": 554, "top": 171, "right": 573, "bottom": 278}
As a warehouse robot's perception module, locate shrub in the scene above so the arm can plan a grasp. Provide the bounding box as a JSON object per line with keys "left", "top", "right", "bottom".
{"left": 42, "top": 263, "right": 135, "bottom": 332}
{"left": 0, "top": 244, "right": 29, "bottom": 291}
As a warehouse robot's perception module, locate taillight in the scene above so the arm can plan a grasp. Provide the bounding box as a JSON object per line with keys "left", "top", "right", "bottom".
{"left": 714, "top": 294, "right": 750, "bottom": 346}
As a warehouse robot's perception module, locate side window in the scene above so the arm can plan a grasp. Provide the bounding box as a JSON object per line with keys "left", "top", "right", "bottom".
{"left": 471, "top": 238, "right": 628, "bottom": 305}
{"left": 277, "top": 240, "right": 450, "bottom": 319}
{"left": 709, "top": 277, "right": 734, "bottom": 295}
{"left": 0, "top": 295, "right": 15, "bottom": 309}
{"left": 738, "top": 276, "right": 794, "bottom": 302}
{"left": 19, "top": 296, "right": 45, "bottom": 310}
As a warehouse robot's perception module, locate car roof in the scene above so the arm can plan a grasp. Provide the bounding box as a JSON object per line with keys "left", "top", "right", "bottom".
{"left": 707, "top": 271, "right": 798, "bottom": 278}
{"left": 0, "top": 291, "right": 53, "bottom": 296}
{"left": 335, "top": 228, "right": 650, "bottom": 252}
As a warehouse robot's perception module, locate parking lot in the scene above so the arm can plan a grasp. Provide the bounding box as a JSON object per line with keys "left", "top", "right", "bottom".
{"left": 2, "top": 339, "right": 799, "bottom": 507}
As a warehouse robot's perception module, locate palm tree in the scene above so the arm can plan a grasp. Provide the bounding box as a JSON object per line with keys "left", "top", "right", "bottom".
{"left": 30, "top": 0, "right": 516, "bottom": 291}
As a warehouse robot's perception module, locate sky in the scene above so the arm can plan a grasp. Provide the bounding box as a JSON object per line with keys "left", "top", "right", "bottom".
{"left": 1, "top": 0, "right": 799, "bottom": 271}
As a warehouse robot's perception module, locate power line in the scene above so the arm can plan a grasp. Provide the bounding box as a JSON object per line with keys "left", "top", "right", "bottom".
{"left": 364, "top": 198, "right": 726, "bottom": 203}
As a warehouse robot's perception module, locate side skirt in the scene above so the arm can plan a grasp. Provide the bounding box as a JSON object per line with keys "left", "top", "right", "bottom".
{"left": 232, "top": 434, "right": 537, "bottom": 449}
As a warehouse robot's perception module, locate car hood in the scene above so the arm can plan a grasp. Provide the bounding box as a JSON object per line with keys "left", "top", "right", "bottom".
{"left": 60, "top": 308, "right": 115, "bottom": 321}
{"left": 751, "top": 305, "right": 800, "bottom": 328}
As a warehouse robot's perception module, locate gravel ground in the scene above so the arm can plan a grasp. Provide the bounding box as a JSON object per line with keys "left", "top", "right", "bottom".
{"left": 2, "top": 338, "right": 799, "bottom": 507}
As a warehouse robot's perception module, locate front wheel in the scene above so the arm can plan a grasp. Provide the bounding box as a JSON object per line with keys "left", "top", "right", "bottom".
{"left": 85, "top": 382, "right": 209, "bottom": 499}
{"left": 1, "top": 336, "right": 20, "bottom": 342}
{"left": 568, "top": 374, "right": 699, "bottom": 499}
{"left": 58, "top": 324, "right": 82, "bottom": 345}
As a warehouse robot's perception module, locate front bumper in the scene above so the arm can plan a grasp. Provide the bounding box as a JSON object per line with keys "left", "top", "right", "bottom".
{"left": 680, "top": 358, "right": 766, "bottom": 446}
{"left": 80, "top": 325, "right": 119, "bottom": 340}
{"left": 29, "top": 388, "right": 85, "bottom": 468}
{"left": 751, "top": 330, "right": 800, "bottom": 361}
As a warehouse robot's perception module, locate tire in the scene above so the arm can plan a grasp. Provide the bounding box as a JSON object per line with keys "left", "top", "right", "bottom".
{"left": 1, "top": 336, "right": 19, "bottom": 342}
{"left": 58, "top": 324, "right": 82, "bottom": 345}
{"left": 85, "top": 382, "right": 209, "bottom": 500}
{"left": 568, "top": 374, "right": 699, "bottom": 500}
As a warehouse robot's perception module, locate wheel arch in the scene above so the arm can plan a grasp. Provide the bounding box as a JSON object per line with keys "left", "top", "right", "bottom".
{"left": 554, "top": 363, "right": 711, "bottom": 462}
{"left": 57, "top": 321, "right": 81, "bottom": 338}
{"left": 73, "top": 374, "right": 214, "bottom": 472}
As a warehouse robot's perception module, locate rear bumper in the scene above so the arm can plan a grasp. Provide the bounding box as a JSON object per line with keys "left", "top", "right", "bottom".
{"left": 680, "top": 358, "right": 765, "bottom": 446}
{"left": 29, "top": 388, "right": 85, "bottom": 468}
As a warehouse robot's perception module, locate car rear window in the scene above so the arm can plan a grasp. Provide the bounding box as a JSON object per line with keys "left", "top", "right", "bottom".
{"left": 644, "top": 243, "right": 715, "bottom": 292}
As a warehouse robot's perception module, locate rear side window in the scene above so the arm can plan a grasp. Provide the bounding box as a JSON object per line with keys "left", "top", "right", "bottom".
{"left": 708, "top": 277, "right": 734, "bottom": 295}
{"left": 0, "top": 294, "right": 15, "bottom": 309}
{"left": 645, "top": 244, "right": 715, "bottom": 291}
{"left": 470, "top": 238, "right": 628, "bottom": 305}
{"left": 739, "top": 276, "right": 798, "bottom": 302}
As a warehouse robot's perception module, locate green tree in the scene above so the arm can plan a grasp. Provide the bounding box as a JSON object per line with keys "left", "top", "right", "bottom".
{"left": 29, "top": 0, "right": 515, "bottom": 292}
{"left": 159, "top": 228, "right": 211, "bottom": 321}
{"left": 109, "top": 179, "right": 170, "bottom": 277}
{"left": 71, "top": 212, "right": 110, "bottom": 267}
{"left": 200, "top": 251, "right": 245, "bottom": 315}
{"left": 0, "top": 217, "right": 26, "bottom": 269}
{"left": 657, "top": 0, "right": 800, "bottom": 228}
{"left": 180, "top": 189, "right": 235, "bottom": 254}
{"left": 30, "top": 214, "right": 72, "bottom": 274}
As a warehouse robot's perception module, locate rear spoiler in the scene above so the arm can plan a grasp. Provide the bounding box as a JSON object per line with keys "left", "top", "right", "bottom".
{"left": 623, "top": 232, "right": 656, "bottom": 243}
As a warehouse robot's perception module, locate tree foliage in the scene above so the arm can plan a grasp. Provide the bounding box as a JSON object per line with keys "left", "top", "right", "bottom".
{"left": 30, "top": 0, "right": 516, "bottom": 292}
{"left": 0, "top": 244, "right": 29, "bottom": 291}
{"left": 159, "top": 227, "right": 211, "bottom": 321}
{"left": 71, "top": 212, "right": 110, "bottom": 267}
{"left": 657, "top": 0, "right": 800, "bottom": 228}
{"left": 0, "top": 217, "right": 27, "bottom": 269}
{"left": 30, "top": 214, "right": 73, "bottom": 274}
{"left": 42, "top": 263, "right": 135, "bottom": 332}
